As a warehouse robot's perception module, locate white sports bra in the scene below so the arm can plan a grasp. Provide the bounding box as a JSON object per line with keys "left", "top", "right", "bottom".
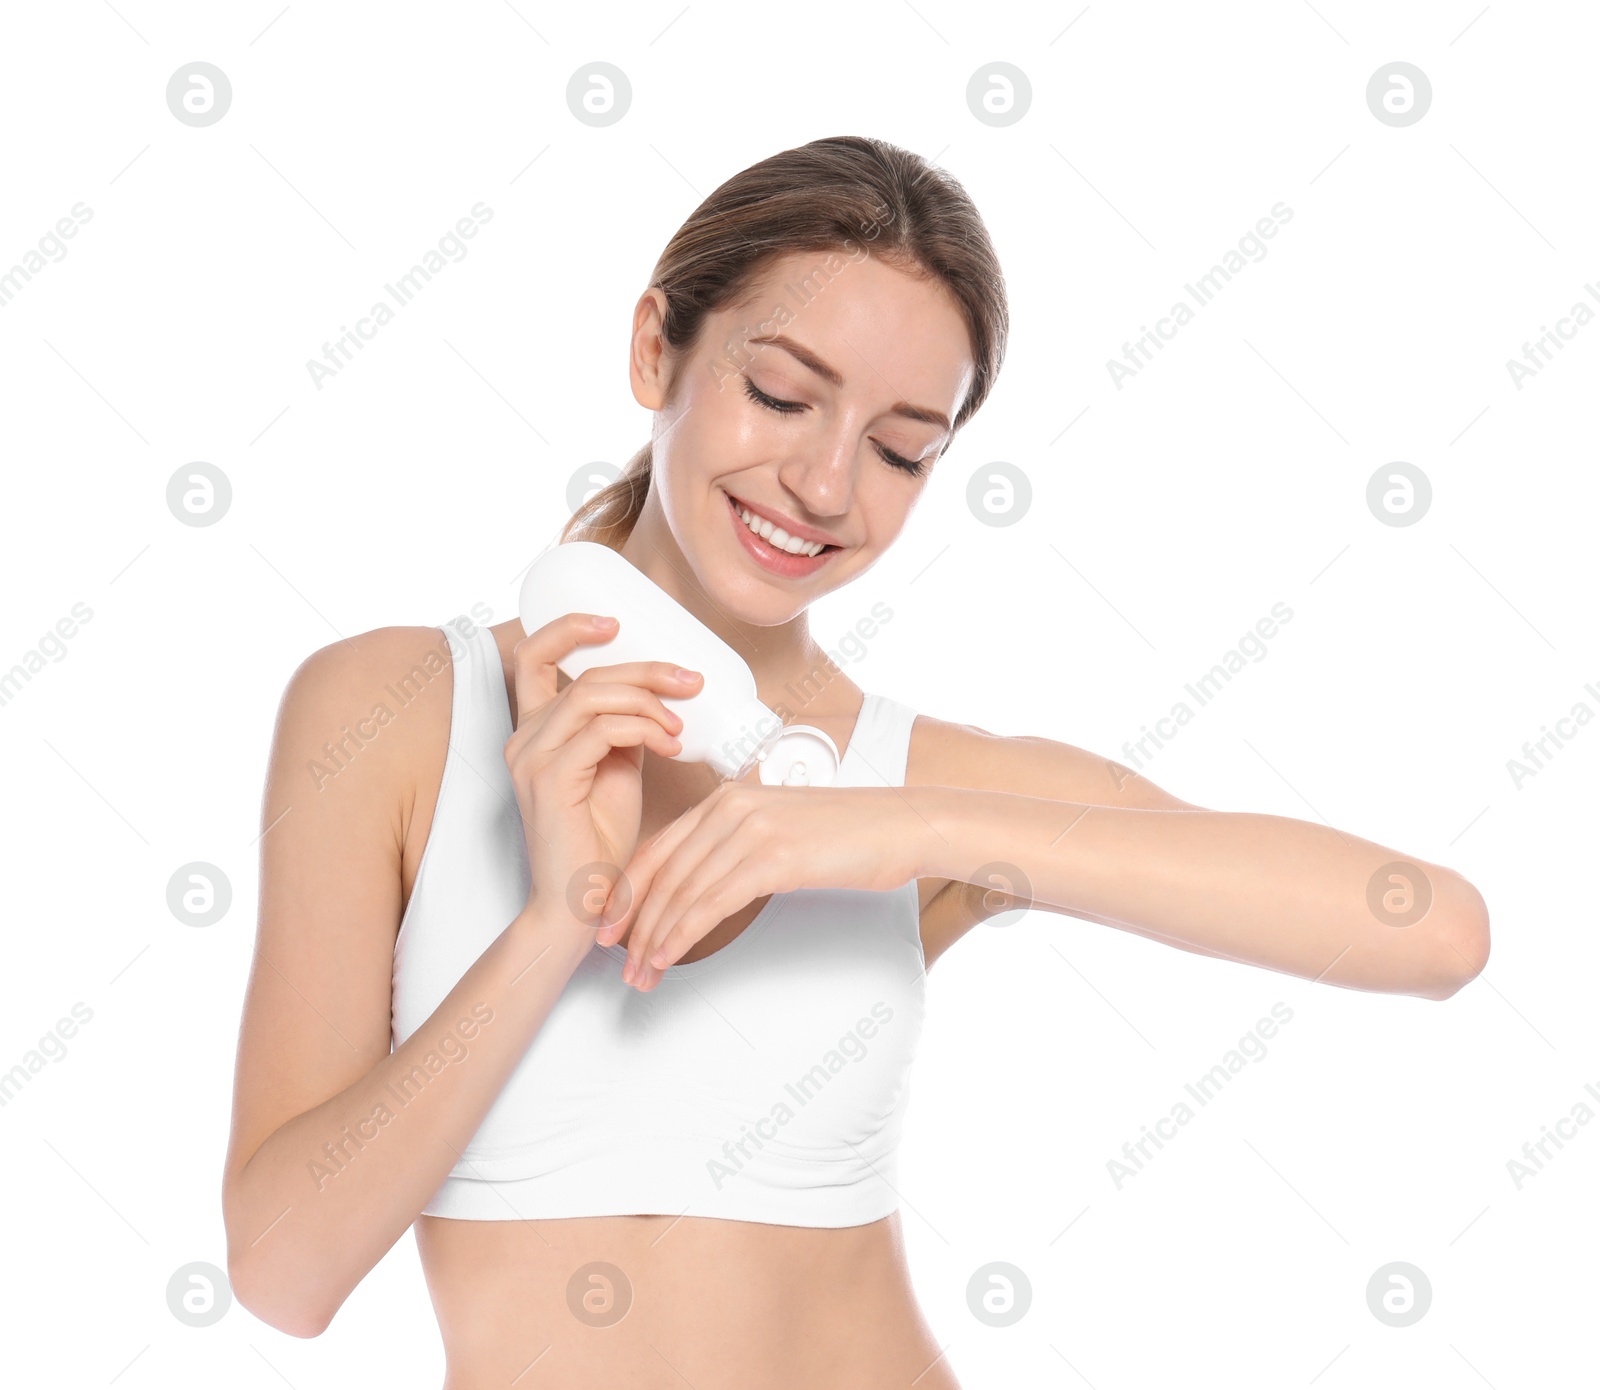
{"left": 389, "top": 616, "right": 928, "bottom": 1226}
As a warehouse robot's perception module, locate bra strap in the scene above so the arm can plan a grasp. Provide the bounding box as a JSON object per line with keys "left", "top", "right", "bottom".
{"left": 845, "top": 692, "right": 918, "bottom": 788}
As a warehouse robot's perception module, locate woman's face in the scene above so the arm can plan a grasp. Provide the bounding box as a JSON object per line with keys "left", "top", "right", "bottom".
{"left": 627, "top": 248, "right": 976, "bottom": 623}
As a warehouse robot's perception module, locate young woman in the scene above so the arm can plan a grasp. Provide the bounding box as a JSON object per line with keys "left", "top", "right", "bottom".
{"left": 222, "top": 135, "right": 1491, "bottom": 1388}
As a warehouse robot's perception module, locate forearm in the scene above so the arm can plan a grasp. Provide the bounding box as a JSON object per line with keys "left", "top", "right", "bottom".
{"left": 900, "top": 786, "right": 1490, "bottom": 998}
{"left": 225, "top": 905, "right": 595, "bottom": 1335}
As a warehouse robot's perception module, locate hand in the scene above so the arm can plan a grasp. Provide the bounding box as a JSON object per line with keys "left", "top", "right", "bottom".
{"left": 503, "top": 612, "right": 704, "bottom": 940}
{"left": 596, "top": 782, "right": 920, "bottom": 990}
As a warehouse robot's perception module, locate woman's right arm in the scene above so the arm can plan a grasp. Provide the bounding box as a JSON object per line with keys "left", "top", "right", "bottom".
{"left": 219, "top": 627, "right": 588, "bottom": 1336}
{"left": 222, "top": 618, "right": 697, "bottom": 1337}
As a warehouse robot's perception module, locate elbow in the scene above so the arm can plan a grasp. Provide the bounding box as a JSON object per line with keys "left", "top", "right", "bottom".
{"left": 226, "top": 1240, "right": 335, "bottom": 1339}
{"left": 222, "top": 1168, "right": 355, "bottom": 1337}
{"left": 1418, "top": 879, "right": 1491, "bottom": 1001}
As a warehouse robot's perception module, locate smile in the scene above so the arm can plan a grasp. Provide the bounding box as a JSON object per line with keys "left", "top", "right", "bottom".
{"left": 723, "top": 490, "right": 841, "bottom": 577}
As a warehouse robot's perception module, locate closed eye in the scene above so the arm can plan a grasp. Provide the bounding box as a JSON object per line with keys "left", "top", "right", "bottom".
{"left": 741, "top": 376, "right": 928, "bottom": 478}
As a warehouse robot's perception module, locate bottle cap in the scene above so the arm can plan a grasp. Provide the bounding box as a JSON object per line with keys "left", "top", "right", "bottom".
{"left": 711, "top": 699, "right": 843, "bottom": 786}
{"left": 756, "top": 724, "right": 841, "bottom": 787}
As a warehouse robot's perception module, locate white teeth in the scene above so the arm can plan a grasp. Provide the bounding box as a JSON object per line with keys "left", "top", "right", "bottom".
{"left": 734, "top": 500, "right": 827, "bottom": 557}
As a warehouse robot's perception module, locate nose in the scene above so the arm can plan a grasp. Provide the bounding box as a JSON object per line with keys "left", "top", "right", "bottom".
{"left": 777, "top": 435, "right": 855, "bottom": 524}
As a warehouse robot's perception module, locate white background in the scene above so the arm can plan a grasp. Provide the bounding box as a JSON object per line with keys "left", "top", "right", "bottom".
{"left": 1, "top": 1, "right": 1595, "bottom": 1385}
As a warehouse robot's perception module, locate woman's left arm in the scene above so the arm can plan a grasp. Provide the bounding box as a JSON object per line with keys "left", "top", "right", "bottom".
{"left": 899, "top": 779, "right": 1491, "bottom": 1002}
{"left": 603, "top": 725, "right": 1490, "bottom": 999}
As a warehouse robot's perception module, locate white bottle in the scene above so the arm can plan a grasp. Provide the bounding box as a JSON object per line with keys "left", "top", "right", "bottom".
{"left": 518, "top": 540, "right": 841, "bottom": 787}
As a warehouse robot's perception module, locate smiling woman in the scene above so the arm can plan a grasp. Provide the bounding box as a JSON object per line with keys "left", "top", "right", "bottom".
{"left": 561, "top": 244, "right": 983, "bottom": 622}
{"left": 224, "top": 134, "right": 1010, "bottom": 1388}
{"left": 222, "top": 130, "right": 1489, "bottom": 1389}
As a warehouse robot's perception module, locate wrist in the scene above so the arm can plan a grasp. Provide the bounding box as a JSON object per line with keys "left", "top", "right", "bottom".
{"left": 516, "top": 895, "right": 602, "bottom": 962}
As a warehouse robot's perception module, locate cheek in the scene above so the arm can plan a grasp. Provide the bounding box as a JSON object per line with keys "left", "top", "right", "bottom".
{"left": 856, "top": 487, "right": 919, "bottom": 552}
{"left": 691, "top": 381, "right": 766, "bottom": 452}
{"left": 665, "top": 397, "right": 749, "bottom": 477}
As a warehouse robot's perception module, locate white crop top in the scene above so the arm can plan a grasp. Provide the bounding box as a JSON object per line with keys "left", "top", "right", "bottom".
{"left": 389, "top": 616, "right": 928, "bottom": 1226}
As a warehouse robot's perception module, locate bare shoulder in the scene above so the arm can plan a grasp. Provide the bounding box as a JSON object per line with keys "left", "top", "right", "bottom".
{"left": 286, "top": 623, "right": 455, "bottom": 696}
{"left": 905, "top": 710, "right": 1200, "bottom": 811}
{"left": 277, "top": 624, "right": 458, "bottom": 890}
{"left": 281, "top": 625, "right": 456, "bottom": 775}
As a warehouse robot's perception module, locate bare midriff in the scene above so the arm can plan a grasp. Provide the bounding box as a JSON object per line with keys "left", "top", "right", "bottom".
{"left": 415, "top": 1210, "right": 962, "bottom": 1389}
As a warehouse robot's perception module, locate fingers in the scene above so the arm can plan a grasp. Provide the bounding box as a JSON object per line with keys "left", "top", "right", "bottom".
{"left": 621, "top": 802, "right": 753, "bottom": 988}
{"left": 509, "top": 611, "right": 617, "bottom": 734}
{"left": 599, "top": 780, "right": 739, "bottom": 939}
{"left": 508, "top": 612, "right": 702, "bottom": 746}
{"left": 596, "top": 806, "right": 708, "bottom": 944}
{"left": 606, "top": 825, "right": 690, "bottom": 981}
{"left": 623, "top": 843, "right": 719, "bottom": 980}
{"left": 512, "top": 670, "right": 698, "bottom": 760}
{"left": 556, "top": 712, "right": 684, "bottom": 774}
{"left": 659, "top": 875, "right": 752, "bottom": 974}
{"left": 629, "top": 867, "right": 762, "bottom": 992}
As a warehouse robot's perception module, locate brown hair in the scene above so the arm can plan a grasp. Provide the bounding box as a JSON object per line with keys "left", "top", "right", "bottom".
{"left": 558, "top": 135, "right": 1009, "bottom": 550}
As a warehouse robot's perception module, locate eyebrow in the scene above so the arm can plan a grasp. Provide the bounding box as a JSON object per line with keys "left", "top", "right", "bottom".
{"left": 745, "top": 333, "right": 952, "bottom": 434}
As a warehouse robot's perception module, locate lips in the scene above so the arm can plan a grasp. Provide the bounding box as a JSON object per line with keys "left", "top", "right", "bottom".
{"left": 723, "top": 489, "right": 841, "bottom": 577}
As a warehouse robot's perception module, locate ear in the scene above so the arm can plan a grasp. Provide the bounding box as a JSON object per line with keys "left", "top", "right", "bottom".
{"left": 629, "top": 287, "right": 673, "bottom": 410}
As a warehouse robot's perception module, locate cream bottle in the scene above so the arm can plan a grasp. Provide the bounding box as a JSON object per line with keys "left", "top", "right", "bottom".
{"left": 518, "top": 539, "right": 841, "bottom": 787}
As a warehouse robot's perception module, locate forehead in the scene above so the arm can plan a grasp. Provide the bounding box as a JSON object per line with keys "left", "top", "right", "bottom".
{"left": 716, "top": 248, "right": 974, "bottom": 415}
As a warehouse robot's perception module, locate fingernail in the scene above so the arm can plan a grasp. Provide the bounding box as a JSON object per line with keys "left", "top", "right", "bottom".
{"left": 676, "top": 667, "right": 700, "bottom": 680}
{"left": 591, "top": 615, "right": 617, "bottom": 627}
